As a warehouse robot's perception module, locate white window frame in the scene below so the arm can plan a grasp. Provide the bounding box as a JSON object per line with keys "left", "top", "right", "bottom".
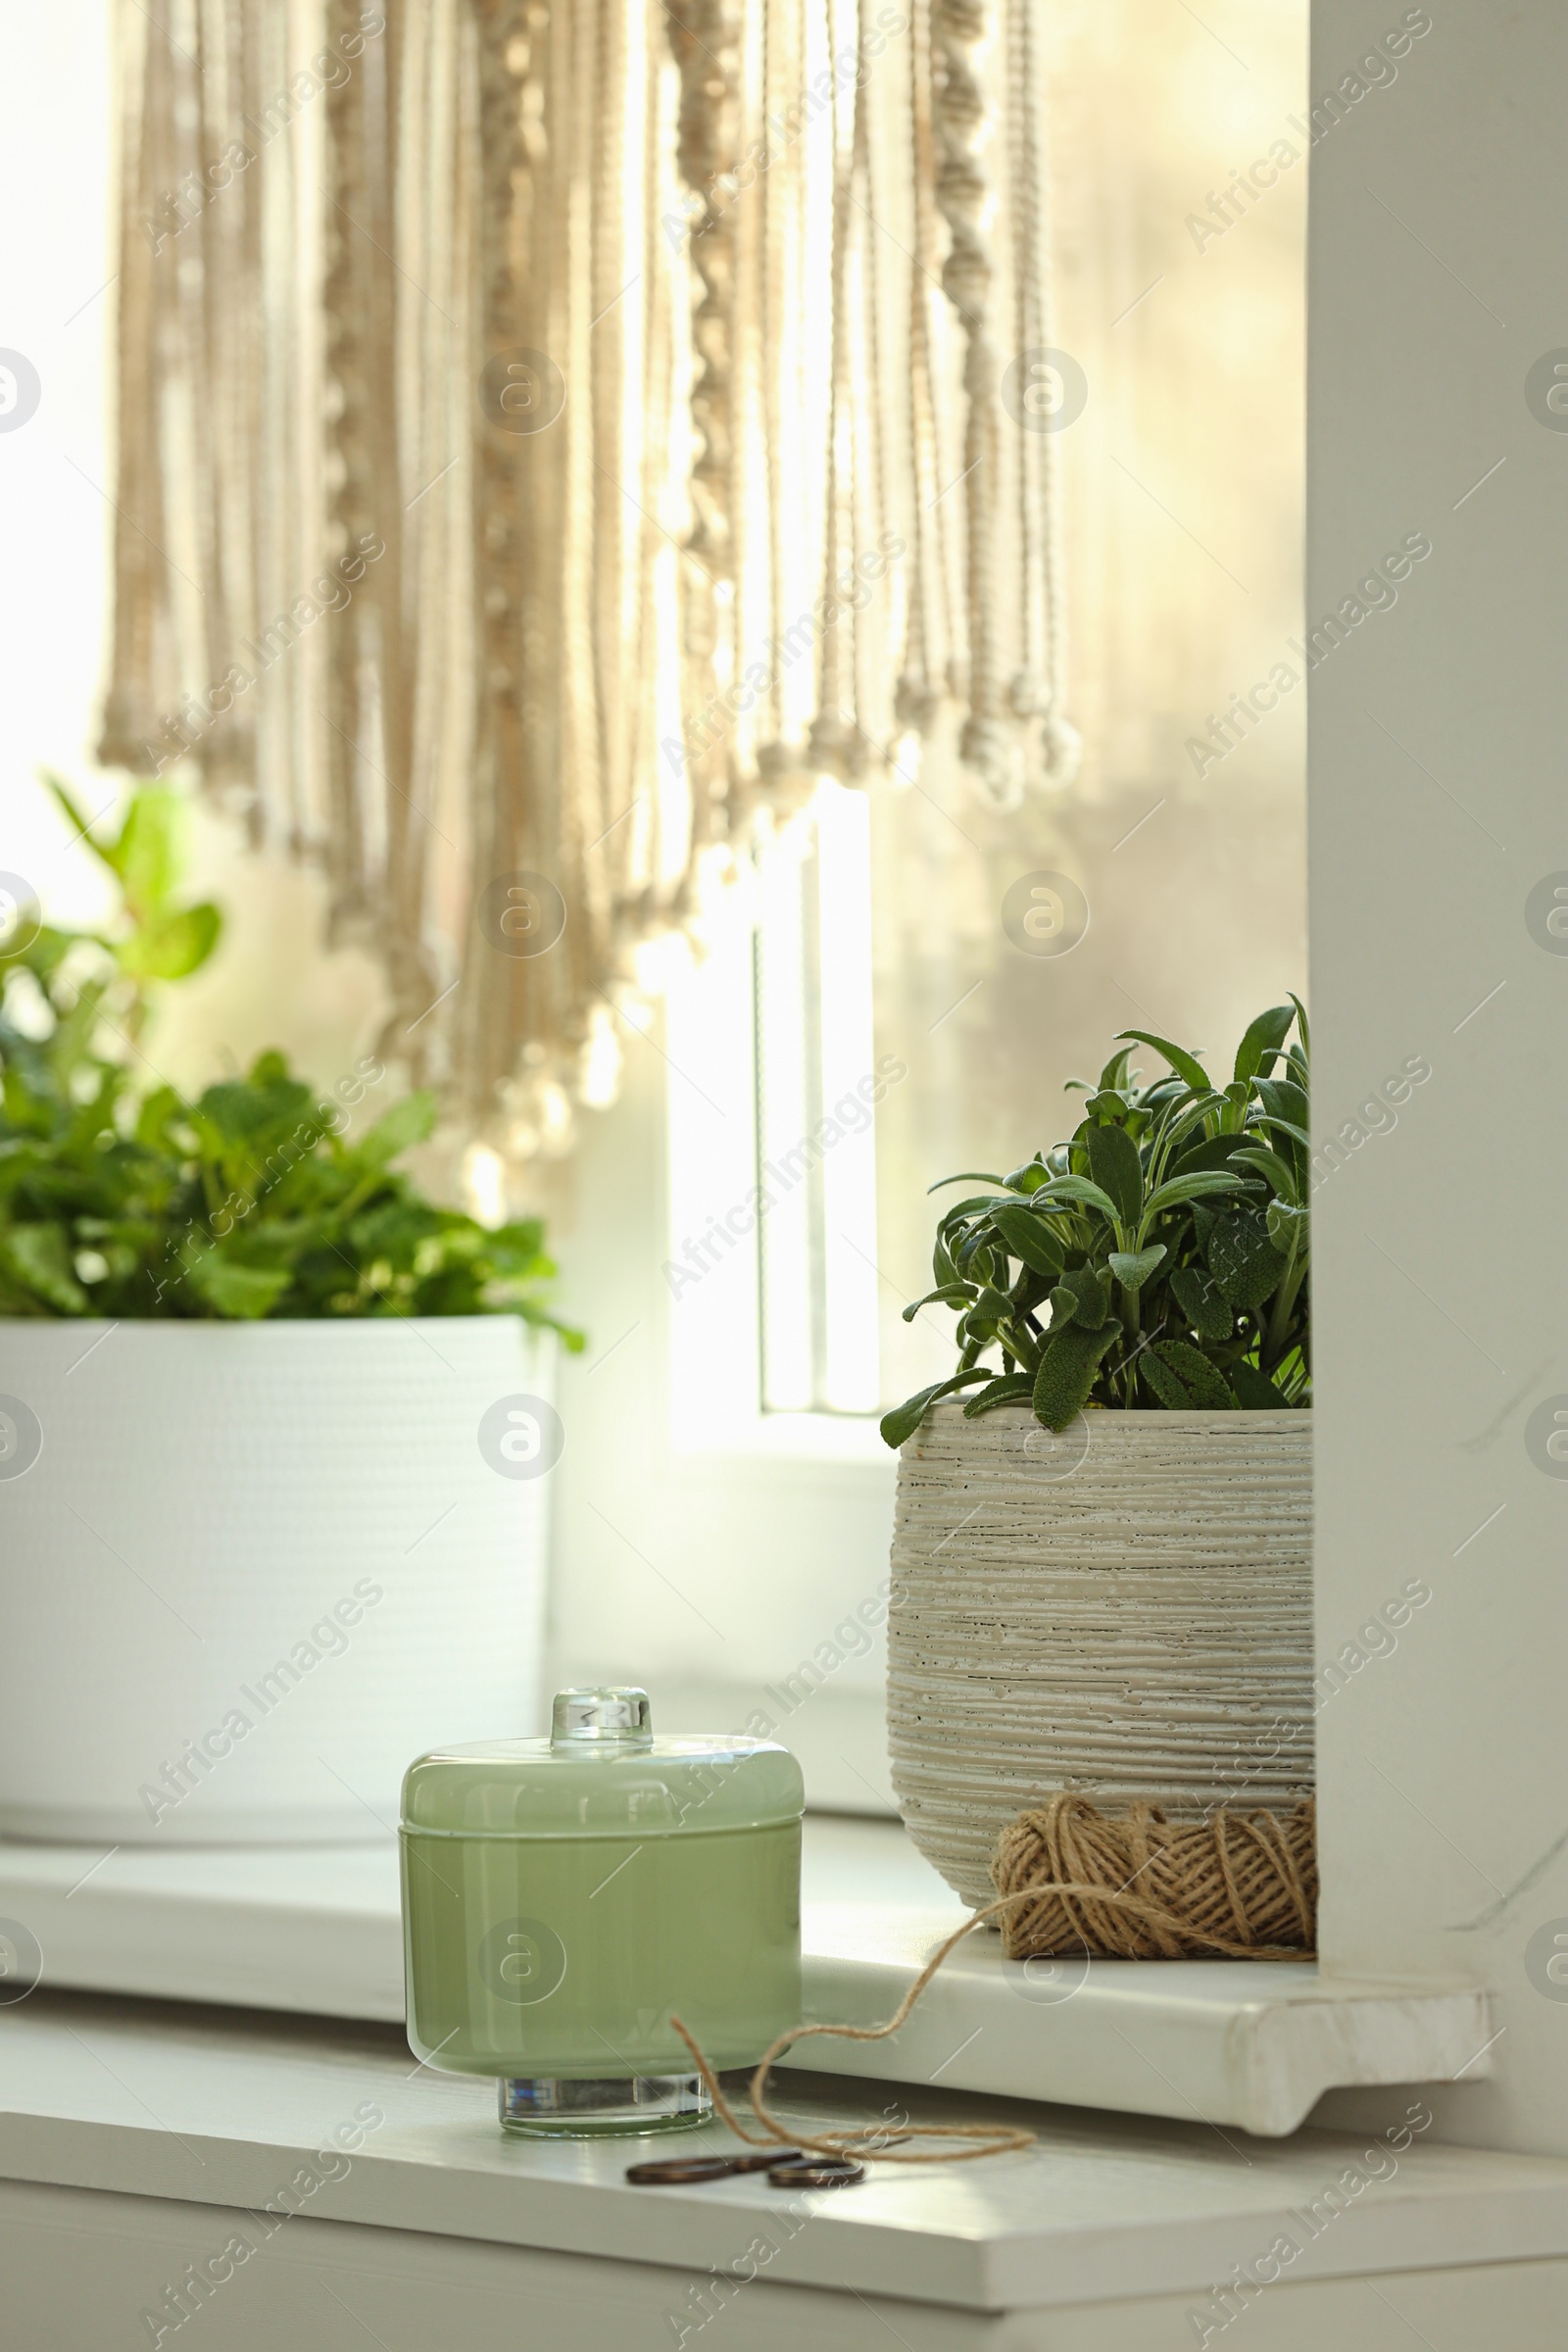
{"left": 551, "top": 821, "right": 900, "bottom": 1812}
{"left": 662, "top": 787, "right": 891, "bottom": 1463}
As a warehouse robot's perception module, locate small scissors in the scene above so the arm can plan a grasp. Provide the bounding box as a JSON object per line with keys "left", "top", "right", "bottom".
{"left": 625, "top": 2149, "right": 865, "bottom": 2189}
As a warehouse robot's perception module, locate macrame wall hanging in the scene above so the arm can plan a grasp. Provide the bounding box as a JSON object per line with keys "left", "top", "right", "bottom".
{"left": 100, "top": 0, "right": 1074, "bottom": 1147}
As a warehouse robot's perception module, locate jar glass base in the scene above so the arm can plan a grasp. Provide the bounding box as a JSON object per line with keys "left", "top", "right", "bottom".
{"left": 499, "top": 2073, "right": 711, "bottom": 2138}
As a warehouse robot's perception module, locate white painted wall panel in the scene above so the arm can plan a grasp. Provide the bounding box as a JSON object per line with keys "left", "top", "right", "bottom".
{"left": 1308, "top": 0, "right": 1568, "bottom": 2157}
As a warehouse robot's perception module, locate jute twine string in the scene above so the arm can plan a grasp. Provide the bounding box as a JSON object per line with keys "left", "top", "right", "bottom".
{"left": 995, "top": 1794, "right": 1318, "bottom": 1963}
{"left": 671, "top": 1898, "right": 1037, "bottom": 2166}
{"left": 669, "top": 1794, "right": 1316, "bottom": 2170}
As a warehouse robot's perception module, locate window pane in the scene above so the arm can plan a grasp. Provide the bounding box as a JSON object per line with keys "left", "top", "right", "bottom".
{"left": 872, "top": 0, "right": 1307, "bottom": 1413}
{"left": 757, "top": 783, "right": 881, "bottom": 1414}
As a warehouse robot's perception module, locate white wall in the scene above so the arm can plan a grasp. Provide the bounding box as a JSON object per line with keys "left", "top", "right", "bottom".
{"left": 1309, "top": 0, "right": 1568, "bottom": 2157}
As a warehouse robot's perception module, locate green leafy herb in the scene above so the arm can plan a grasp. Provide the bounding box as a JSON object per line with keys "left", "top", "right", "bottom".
{"left": 880, "top": 1004, "right": 1310, "bottom": 1444}
{"left": 0, "top": 779, "right": 584, "bottom": 1344}
{"left": 1031, "top": 1315, "right": 1121, "bottom": 1428}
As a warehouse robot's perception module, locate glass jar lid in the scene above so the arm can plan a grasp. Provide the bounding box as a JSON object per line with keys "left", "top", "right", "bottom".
{"left": 401, "top": 1688, "right": 805, "bottom": 1839}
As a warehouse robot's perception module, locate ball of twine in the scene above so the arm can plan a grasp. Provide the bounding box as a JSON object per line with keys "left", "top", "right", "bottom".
{"left": 667, "top": 1794, "right": 1316, "bottom": 2175}
{"left": 993, "top": 1793, "right": 1318, "bottom": 1961}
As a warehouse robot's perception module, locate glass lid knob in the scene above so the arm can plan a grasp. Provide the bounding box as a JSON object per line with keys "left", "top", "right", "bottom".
{"left": 551, "top": 1688, "right": 654, "bottom": 1750}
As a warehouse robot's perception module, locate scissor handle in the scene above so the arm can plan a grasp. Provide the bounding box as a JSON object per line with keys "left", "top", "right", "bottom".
{"left": 767, "top": 2158, "right": 865, "bottom": 2188}
{"left": 623, "top": 2155, "right": 736, "bottom": 2184}
{"left": 623, "top": 2147, "right": 808, "bottom": 2185}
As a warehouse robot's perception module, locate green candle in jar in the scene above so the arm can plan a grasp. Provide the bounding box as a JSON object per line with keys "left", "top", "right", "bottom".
{"left": 400, "top": 1688, "right": 803, "bottom": 2136}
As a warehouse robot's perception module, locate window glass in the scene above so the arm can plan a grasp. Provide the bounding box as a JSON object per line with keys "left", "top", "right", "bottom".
{"left": 873, "top": 0, "right": 1307, "bottom": 1415}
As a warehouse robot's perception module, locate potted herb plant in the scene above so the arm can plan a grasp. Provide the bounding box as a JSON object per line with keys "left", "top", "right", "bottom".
{"left": 879, "top": 1004, "right": 1313, "bottom": 1904}
{"left": 0, "top": 781, "right": 581, "bottom": 1843}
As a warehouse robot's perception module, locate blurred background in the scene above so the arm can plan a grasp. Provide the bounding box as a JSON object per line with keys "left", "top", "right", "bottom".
{"left": 3, "top": 0, "right": 1305, "bottom": 1807}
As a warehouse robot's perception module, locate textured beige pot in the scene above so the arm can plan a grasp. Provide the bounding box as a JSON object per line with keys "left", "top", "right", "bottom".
{"left": 887, "top": 1402, "right": 1313, "bottom": 1906}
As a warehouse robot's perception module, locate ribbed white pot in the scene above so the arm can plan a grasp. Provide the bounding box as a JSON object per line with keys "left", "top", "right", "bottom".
{"left": 0, "top": 1318, "right": 552, "bottom": 1844}
{"left": 887, "top": 1403, "right": 1313, "bottom": 1906}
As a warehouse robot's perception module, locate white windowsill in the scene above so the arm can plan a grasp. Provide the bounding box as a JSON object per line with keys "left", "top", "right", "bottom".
{"left": 2, "top": 1987, "right": 1565, "bottom": 2329}
{"left": 0, "top": 1820, "right": 1490, "bottom": 2139}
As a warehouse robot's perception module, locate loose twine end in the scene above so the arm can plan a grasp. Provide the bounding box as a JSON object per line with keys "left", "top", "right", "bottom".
{"left": 669, "top": 1794, "right": 1316, "bottom": 2171}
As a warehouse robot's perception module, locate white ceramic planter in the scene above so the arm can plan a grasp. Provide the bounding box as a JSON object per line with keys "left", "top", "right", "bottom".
{"left": 887, "top": 1403, "right": 1313, "bottom": 1906}
{"left": 0, "top": 1318, "right": 553, "bottom": 1843}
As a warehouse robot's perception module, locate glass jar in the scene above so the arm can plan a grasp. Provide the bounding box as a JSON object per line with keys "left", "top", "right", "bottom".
{"left": 400, "top": 1687, "right": 804, "bottom": 2136}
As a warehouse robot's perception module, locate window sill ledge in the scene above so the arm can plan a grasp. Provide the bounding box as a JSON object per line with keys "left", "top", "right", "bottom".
{"left": 0, "top": 1821, "right": 1491, "bottom": 2139}
{"left": 1, "top": 1990, "right": 1564, "bottom": 2329}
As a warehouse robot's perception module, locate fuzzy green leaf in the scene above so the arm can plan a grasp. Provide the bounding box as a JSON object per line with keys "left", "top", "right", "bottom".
{"left": 354, "top": 1089, "right": 438, "bottom": 1167}
{"left": 1053, "top": 1263, "right": 1107, "bottom": 1327}
{"left": 1115, "top": 1028, "right": 1211, "bottom": 1095}
{"left": 1229, "top": 1144, "right": 1299, "bottom": 1205}
{"left": 108, "top": 787, "right": 189, "bottom": 915}
{"left": 962, "top": 1373, "right": 1035, "bottom": 1417}
{"left": 943, "top": 1195, "right": 1016, "bottom": 1226}
{"left": 42, "top": 772, "right": 117, "bottom": 874}
{"left": 970, "top": 1285, "right": 1015, "bottom": 1324}
{"left": 1108, "top": 1244, "right": 1166, "bottom": 1290}
{"left": 197, "top": 1074, "right": 317, "bottom": 1145}
{"left": 184, "top": 1251, "right": 294, "bottom": 1319}
{"left": 1166, "top": 1129, "right": 1244, "bottom": 1181}
{"left": 1169, "top": 1262, "right": 1232, "bottom": 1342}
{"left": 1288, "top": 993, "right": 1310, "bottom": 1058}
{"left": 1158, "top": 1092, "right": 1226, "bottom": 1152}
{"left": 1252, "top": 1113, "right": 1312, "bottom": 1155}
{"left": 2, "top": 1068, "right": 54, "bottom": 1138}
{"left": 956, "top": 1227, "right": 1001, "bottom": 1280}
{"left": 989, "top": 1202, "right": 1066, "bottom": 1277}
{"left": 1085, "top": 1121, "right": 1143, "bottom": 1226}
{"left": 119, "top": 901, "right": 222, "bottom": 982}
{"left": 484, "top": 1218, "right": 549, "bottom": 1268}
{"left": 879, "top": 1370, "right": 992, "bottom": 1449}
{"left": 1231, "top": 1358, "right": 1291, "bottom": 1409}
{"left": 0, "top": 1222, "right": 88, "bottom": 1312}
{"left": 902, "top": 1282, "right": 976, "bottom": 1322}
{"left": 1266, "top": 1200, "right": 1309, "bottom": 1255}
{"left": 1207, "top": 1210, "right": 1290, "bottom": 1309}
{"left": 1152, "top": 1339, "right": 1234, "bottom": 1409}
{"left": 134, "top": 1085, "right": 189, "bottom": 1154}
{"left": 1138, "top": 1347, "right": 1194, "bottom": 1409}
{"left": 1233, "top": 1004, "right": 1297, "bottom": 1086}
{"left": 1031, "top": 1174, "right": 1122, "bottom": 1221}
{"left": 1252, "top": 1075, "right": 1308, "bottom": 1127}
{"left": 1032, "top": 1317, "right": 1119, "bottom": 1431}
{"left": 1142, "top": 1169, "right": 1248, "bottom": 1223}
